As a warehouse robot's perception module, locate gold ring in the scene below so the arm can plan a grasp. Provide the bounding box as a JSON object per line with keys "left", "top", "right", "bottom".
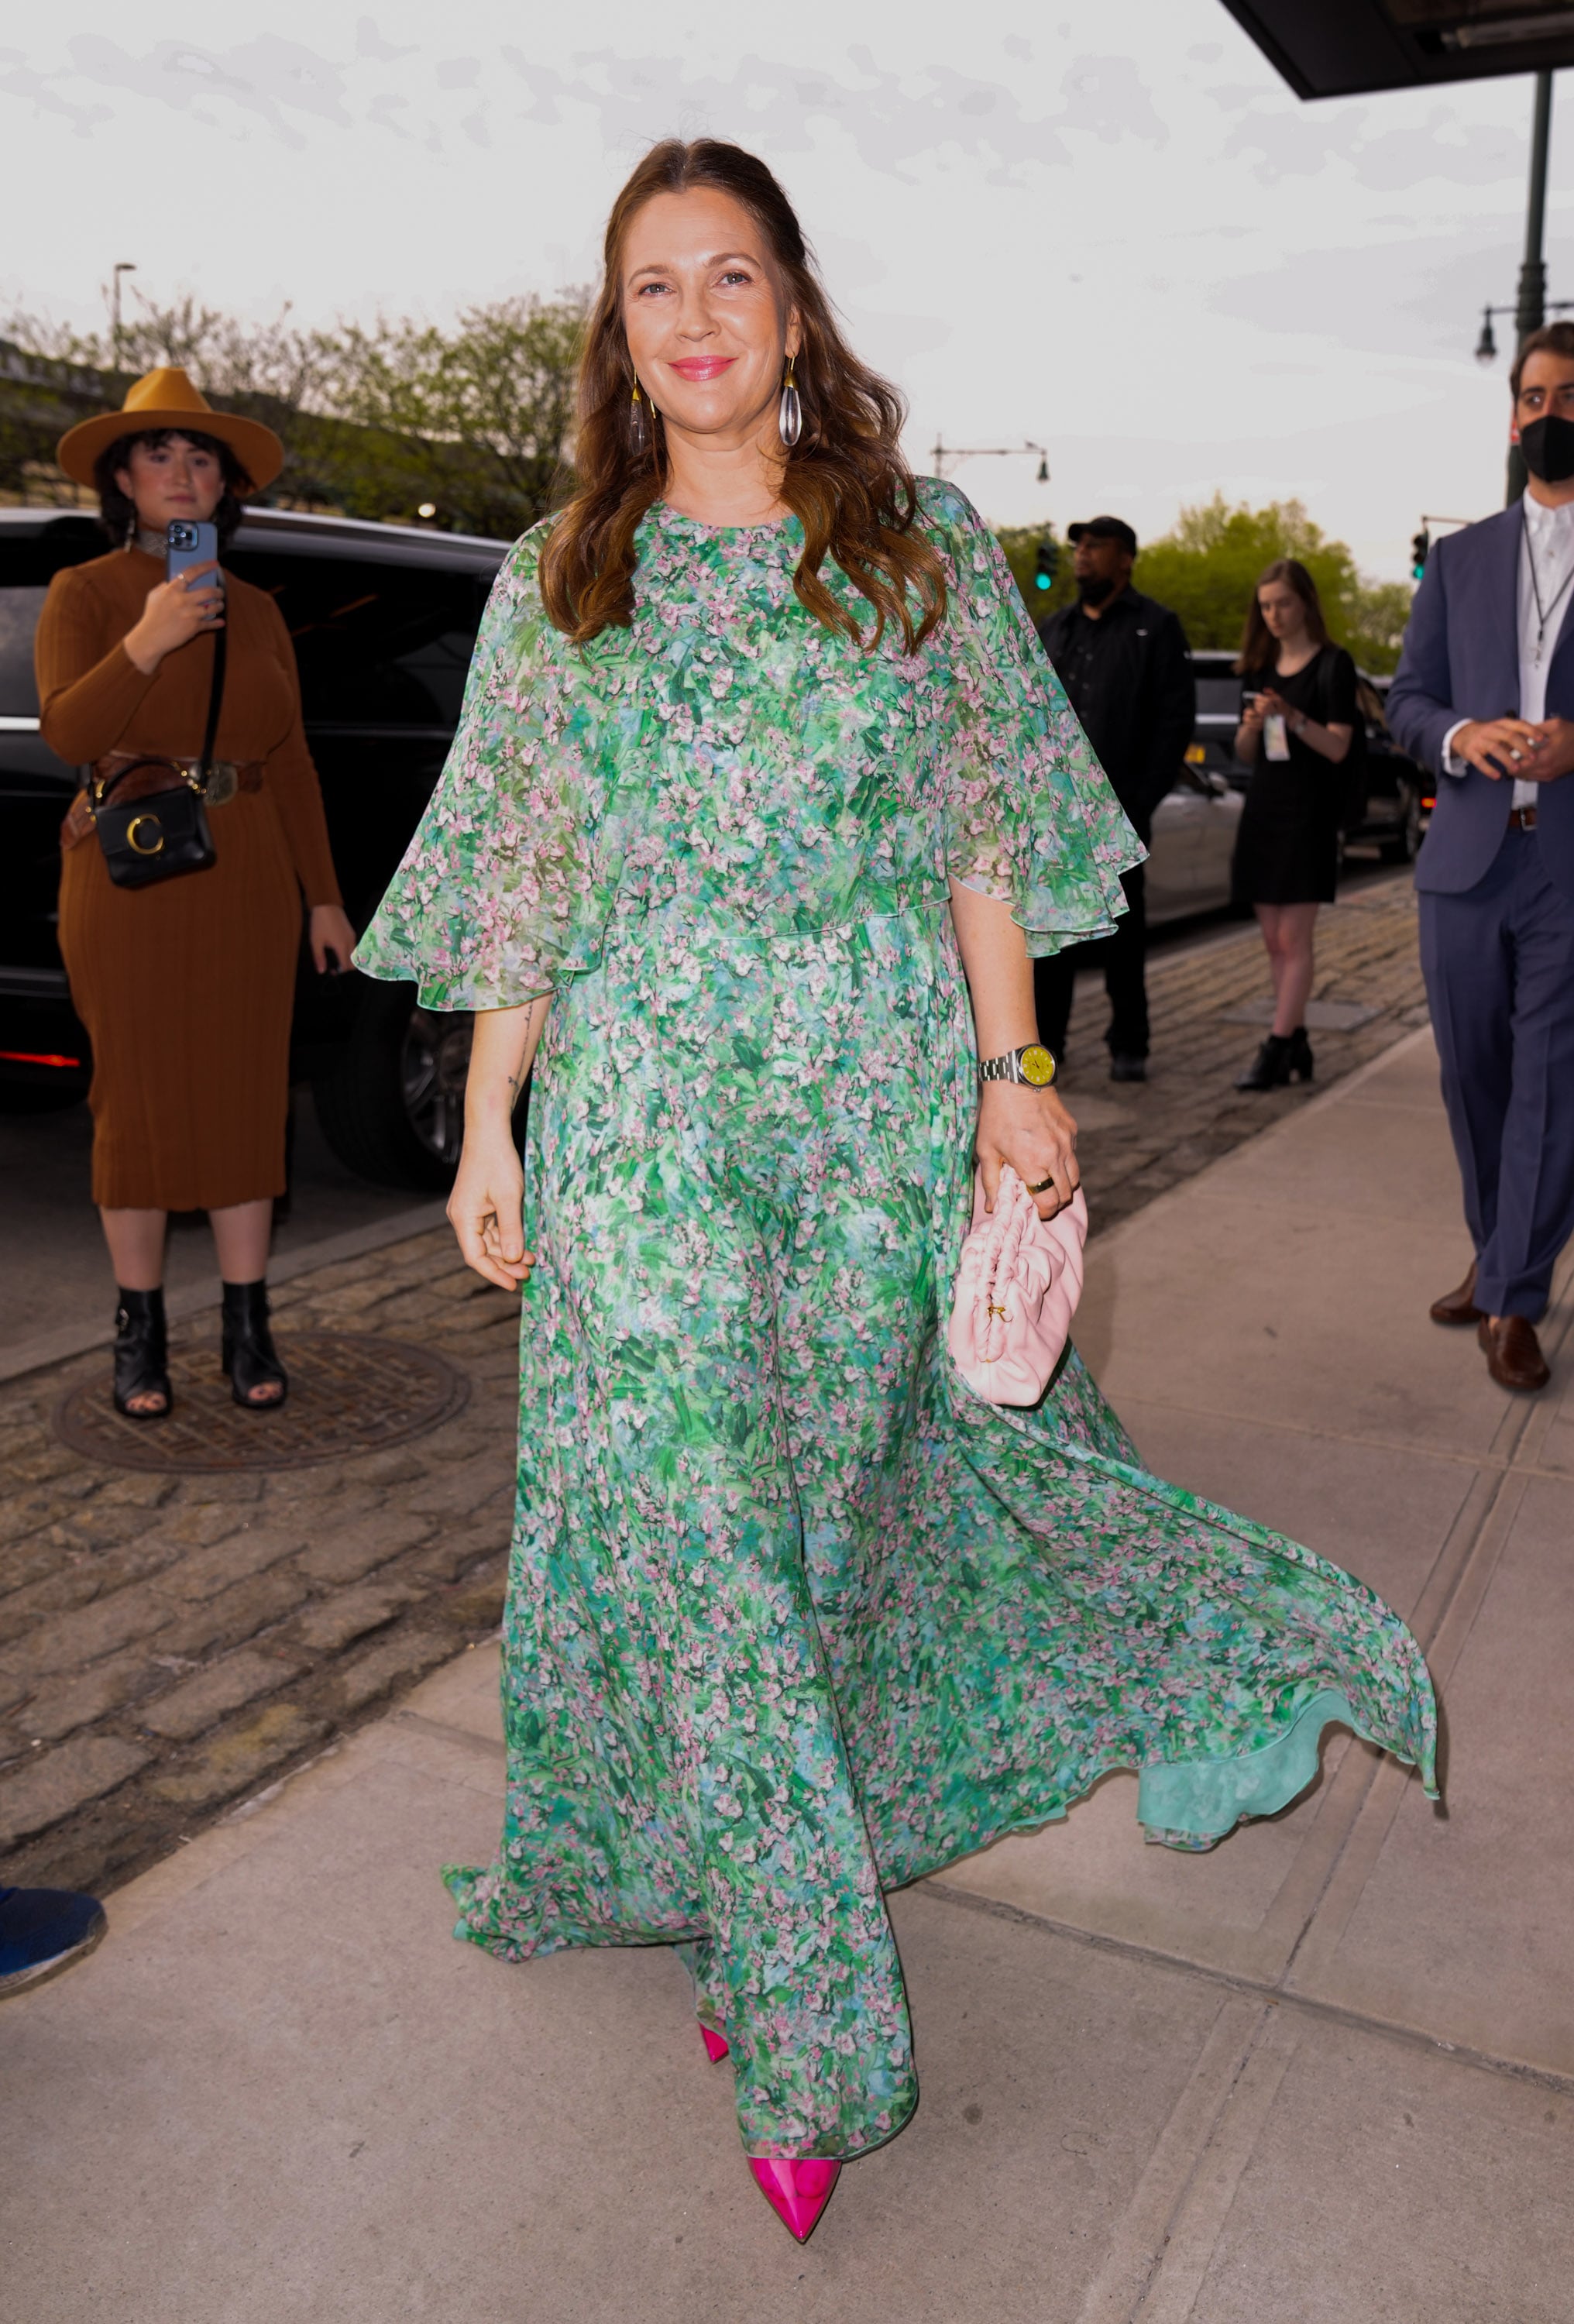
{"left": 1027, "top": 1172, "right": 1055, "bottom": 1195}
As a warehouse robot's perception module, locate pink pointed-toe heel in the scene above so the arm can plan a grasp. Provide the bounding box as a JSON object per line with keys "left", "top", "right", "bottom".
{"left": 748, "top": 2156, "right": 841, "bottom": 2243}
{"left": 699, "top": 2023, "right": 730, "bottom": 2064}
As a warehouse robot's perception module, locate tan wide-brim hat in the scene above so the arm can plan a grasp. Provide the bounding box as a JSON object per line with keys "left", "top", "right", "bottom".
{"left": 57, "top": 366, "right": 284, "bottom": 491}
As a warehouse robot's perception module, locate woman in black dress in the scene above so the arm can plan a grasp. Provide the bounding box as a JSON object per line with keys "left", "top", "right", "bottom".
{"left": 1229, "top": 558, "right": 1358, "bottom": 1090}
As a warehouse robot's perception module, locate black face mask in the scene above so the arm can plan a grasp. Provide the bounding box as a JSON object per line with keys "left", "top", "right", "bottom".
{"left": 1519, "top": 413, "right": 1574, "bottom": 484}
{"left": 1077, "top": 574, "right": 1116, "bottom": 607}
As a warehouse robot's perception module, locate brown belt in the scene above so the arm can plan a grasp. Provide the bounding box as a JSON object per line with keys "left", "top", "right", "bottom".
{"left": 1509, "top": 806, "right": 1538, "bottom": 830}
{"left": 60, "top": 755, "right": 263, "bottom": 852}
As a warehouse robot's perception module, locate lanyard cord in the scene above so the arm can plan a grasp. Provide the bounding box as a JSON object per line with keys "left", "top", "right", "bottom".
{"left": 1523, "top": 507, "right": 1574, "bottom": 658}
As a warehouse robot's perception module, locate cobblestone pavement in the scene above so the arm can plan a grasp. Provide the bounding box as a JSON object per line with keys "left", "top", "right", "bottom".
{"left": 0, "top": 1251, "right": 521, "bottom": 1901}
{"left": 0, "top": 870, "right": 1428, "bottom": 1904}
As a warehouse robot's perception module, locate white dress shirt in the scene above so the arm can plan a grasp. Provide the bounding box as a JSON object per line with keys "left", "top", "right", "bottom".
{"left": 1442, "top": 490, "right": 1574, "bottom": 810}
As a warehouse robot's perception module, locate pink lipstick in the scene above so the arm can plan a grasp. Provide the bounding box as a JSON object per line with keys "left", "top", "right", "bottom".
{"left": 668, "top": 356, "right": 737, "bottom": 381}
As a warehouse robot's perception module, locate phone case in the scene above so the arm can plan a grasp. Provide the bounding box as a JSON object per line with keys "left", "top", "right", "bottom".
{"left": 165, "top": 521, "right": 223, "bottom": 591}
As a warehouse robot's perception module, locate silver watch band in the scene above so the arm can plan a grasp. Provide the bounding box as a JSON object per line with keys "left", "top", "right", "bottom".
{"left": 977, "top": 1045, "right": 1055, "bottom": 1085}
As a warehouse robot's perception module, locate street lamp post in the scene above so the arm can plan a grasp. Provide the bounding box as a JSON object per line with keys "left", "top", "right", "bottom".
{"left": 1508, "top": 71, "right": 1556, "bottom": 502}
{"left": 1468, "top": 74, "right": 1567, "bottom": 504}
{"left": 931, "top": 436, "right": 1051, "bottom": 484}
{"left": 111, "top": 262, "right": 136, "bottom": 376}
{"left": 1517, "top": 70, "right": 1555, "bottom": 347}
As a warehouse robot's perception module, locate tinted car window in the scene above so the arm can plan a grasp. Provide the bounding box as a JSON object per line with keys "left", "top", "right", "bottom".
{"left": 224, "top": 551, "right": 493, "bottom": 729}
{"left": 1196, "top": 676, "right": 1241, "bottom": 716}
{"left": 0, "top": 585, "right": 47, "bottom": 717}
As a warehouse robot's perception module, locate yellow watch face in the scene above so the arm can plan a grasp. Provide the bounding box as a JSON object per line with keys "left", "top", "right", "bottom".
{"left": 1019, "top": 1043, "right": 1057, "bottom": 1088}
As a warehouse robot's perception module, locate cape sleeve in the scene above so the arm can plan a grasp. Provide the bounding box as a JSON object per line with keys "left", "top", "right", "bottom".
{"left": 353, "top": 524, "right": 622, "bottom": 1010}
{"left": 923, "top": 481, "right": 1144, "bottom": 957}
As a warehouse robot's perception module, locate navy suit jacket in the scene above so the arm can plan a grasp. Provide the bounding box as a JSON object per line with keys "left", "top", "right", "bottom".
{"left": 1387, "top": 504, "right": 1574, "bottom": 901}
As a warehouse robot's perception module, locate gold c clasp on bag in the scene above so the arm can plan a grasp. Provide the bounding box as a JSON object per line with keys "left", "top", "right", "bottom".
{"left": 126, "top": 813, "right": 165, "bottom": 856}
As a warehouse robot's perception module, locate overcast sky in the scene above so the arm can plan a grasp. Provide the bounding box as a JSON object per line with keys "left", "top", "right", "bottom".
{"left": 1, "top": 1, "right": 1565, "bottom": 579}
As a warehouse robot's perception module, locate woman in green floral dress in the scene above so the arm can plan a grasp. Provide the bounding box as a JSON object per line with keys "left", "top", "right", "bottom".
{"left": 356, "top": 139, "right": 1437, "bottom": 2242}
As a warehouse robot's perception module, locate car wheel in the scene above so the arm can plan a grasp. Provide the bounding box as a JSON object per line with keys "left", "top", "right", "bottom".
{"left": 311, "top": 979, "right": 471, "bottom": 1191}
{"left": 1381, "top": 786, "right": 1423, "bottom": 865}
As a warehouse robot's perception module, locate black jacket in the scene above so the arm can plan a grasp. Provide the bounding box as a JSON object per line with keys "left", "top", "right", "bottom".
{"left": 1036, "top": 586, "right": 1195, "bottom": 842}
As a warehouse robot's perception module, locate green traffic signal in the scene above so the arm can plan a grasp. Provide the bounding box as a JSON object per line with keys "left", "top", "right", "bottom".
{"left": 1411, "top": 530, "right": 1429, "bottom": 581}
{"left": 1034, "top": 536, "right": 1058, "bottom": 593}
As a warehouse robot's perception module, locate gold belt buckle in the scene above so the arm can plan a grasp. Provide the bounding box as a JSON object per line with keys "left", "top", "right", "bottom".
{"left": 204, "top": 763, "right": 239, "bottom": 808}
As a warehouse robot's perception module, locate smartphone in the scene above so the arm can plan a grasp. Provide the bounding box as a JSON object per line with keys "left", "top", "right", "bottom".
{"left": 166, "top": 520, "right": 223, "bottom": 599}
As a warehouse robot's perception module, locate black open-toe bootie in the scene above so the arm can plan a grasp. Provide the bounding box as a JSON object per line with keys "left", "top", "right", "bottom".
{"left": 1235, "top": 1027, "right": 1315, "bottom": 1092}
{"left": 221, "top": 1280, "right": 288, "bottom": 1411}
{"left": 113, "top": 1287, "right": 171, "bottom": 1422}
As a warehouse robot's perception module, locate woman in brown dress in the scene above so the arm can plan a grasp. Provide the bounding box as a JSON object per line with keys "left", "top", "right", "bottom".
{"left": 39, "top": 369, "right": 356, "bottom": 1418}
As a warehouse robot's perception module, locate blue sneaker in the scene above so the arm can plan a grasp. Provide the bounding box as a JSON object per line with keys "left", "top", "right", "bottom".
{"left": 0, "top": 1886, "right": 108, "bottom": 1999}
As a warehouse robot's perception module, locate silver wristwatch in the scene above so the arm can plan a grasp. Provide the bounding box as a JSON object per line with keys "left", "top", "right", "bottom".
{"left": 977, "top": 1043, "right": 1057, "bottom": 1089}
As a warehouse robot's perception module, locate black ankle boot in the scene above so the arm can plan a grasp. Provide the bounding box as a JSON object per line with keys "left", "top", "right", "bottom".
{"left": 1235, "top": 1033, "right": 1294, "bottom": 1091}
{"left": 220, "top": 1280, "right": 287, "bottom": 1411}
{"left": 1286, "top": 1026, "right": 1315, "bottom": 1082}
{"left": 113, "top": 1287, "right": 171, "bottom": 1421}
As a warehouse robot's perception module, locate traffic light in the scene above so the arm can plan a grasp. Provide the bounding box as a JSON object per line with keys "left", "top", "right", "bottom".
{"left": 1034, "top": 535, "right": 1059, "bottom": 593}
{"left": 1411, "top": 529, "right": 1430, "bottom": 580}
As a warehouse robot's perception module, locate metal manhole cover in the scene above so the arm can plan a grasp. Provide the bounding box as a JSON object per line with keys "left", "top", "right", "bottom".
{"left": 53, "top": 1332, "right": 470, "bottom": 1473}
{"left": 1218, "top": 998, "right": 1380, "bottom": 1033}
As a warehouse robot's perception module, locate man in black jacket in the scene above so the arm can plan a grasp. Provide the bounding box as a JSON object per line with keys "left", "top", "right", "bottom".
{"left": 1036, "top": 515, "right": 1195, "bottom": 1081}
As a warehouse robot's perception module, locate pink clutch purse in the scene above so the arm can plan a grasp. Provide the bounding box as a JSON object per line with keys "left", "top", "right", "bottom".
{"left": 947, "top": 1165, "right": 1088, "bottom": 1406}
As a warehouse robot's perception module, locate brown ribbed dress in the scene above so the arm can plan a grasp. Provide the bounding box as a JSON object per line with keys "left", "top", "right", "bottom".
{"left": 37, "top": 546, "right": 344, "bottom": 1211}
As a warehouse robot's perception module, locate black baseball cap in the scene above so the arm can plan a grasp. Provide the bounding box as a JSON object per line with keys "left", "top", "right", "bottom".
{"left": 1068, "top": 515, "right": 1138, "bottom": 556}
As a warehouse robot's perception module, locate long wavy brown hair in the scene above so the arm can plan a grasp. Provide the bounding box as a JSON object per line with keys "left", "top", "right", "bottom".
{"left": 1236, "top": 558, "right": 1331, "bottom": 675}
{"left": 539, "top": 139, "right": 946, "bottom": 651}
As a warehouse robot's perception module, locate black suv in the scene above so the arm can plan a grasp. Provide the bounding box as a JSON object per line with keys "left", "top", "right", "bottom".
{"left": 0, "top": 504, "right": 509, "bottom": 1185}
{"left": 1189, "top": 647, "right": 1427, "bottom": 864}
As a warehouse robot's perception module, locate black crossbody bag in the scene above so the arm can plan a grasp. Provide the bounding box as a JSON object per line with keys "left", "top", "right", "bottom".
{"left": 89, "top": 627, "right": 228, "bottom": 890}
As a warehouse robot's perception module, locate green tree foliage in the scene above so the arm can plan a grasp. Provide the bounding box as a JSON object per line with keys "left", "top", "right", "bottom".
{"left": 312, "top": 301, "right": 585, "bottom": 537}
{"left": 995, "top": 494, "right": 1414, "bottom": 675}
{"left": 1135, "top": 495, "right": 1411, "bottom": 673}
{"left": 0, "top": 287, "right": 587, "bottom": 540}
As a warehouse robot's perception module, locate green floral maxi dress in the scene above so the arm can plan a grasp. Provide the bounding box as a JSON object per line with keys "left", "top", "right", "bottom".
{"left": 356, "top": 482, "right": 1437, "bottom": 2163}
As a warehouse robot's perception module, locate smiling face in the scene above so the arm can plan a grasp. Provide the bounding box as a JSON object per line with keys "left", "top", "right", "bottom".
{"left": 620, "top": 186, "right": 799, "bottom": 450}
{"left": 114, "top": 433, "right": 225, "bottom": 533}
{"left": 1256, "top": 576, "right": 1309, "bottom": 643}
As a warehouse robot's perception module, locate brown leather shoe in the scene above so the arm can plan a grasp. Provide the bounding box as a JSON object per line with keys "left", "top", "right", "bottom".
{"left": 1430, "top": 1261, "right": 1483, "bottom": 1326}
{"left": 1478, "top": 1315, "right": 1551, "bottom": 1393}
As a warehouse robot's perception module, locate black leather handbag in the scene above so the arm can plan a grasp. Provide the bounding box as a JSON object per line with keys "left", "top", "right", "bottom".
{"left": 91, "top": 628, "right": 227, "bottom": 890}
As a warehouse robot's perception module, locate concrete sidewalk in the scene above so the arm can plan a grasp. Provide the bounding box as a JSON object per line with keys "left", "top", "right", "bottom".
{"left": 6, "top": 1029, "right": 1572, "bottom": 2324}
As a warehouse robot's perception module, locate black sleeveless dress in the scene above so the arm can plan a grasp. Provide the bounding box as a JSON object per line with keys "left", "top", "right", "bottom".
{"left": 1231, "top": 645, "right": 1359, "bottom": 906}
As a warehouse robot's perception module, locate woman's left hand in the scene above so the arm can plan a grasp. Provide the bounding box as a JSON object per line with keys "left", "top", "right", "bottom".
{"left": 310, "top": 904, "right": 358, "bottom": 975}
{"left": 975, "top": 1081, "right": 1080, "bottom": 1219}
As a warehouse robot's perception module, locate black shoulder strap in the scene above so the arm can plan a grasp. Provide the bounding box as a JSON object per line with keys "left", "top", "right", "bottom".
{"left": 198, "top": 623, "right": 228, "bottom": 779}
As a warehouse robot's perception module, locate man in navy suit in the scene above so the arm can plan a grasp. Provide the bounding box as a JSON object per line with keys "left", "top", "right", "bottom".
{"left": 1388, "top": 323, "right": 1574, "bottom": 1392}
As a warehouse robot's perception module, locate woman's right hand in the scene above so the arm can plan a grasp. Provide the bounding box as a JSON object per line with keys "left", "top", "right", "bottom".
{"left": 122, "top": 561, "right": 225, "bottom": 676}
{"left": 447, "top": 1131, "right": 534, "bottom": 1291}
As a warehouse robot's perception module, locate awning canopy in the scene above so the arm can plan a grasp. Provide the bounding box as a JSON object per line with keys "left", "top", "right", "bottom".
{"left": 1218, "top": 2, "right": 1574, "bottom": 97}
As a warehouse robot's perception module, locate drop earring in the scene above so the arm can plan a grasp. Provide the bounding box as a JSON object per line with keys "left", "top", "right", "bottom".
{"left": 778, "top": 356, "right": 801, "bottom": 450}
{"left": 630, "top": 379, "right": 649, "bottom": 456}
